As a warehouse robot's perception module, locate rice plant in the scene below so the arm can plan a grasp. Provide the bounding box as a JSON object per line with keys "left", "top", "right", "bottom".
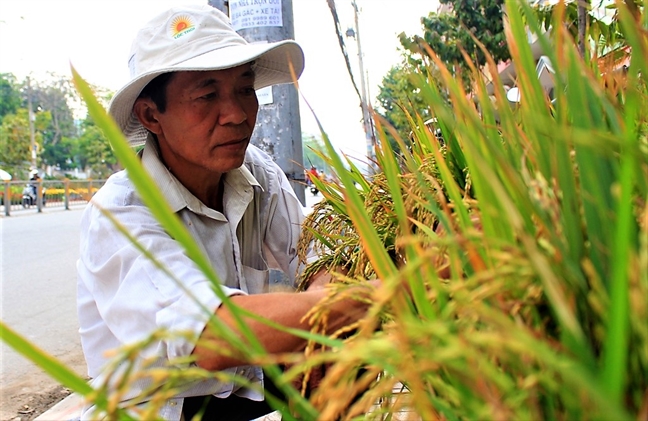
{"left": 294, "top": 0, "right": 647, "bottom": 419}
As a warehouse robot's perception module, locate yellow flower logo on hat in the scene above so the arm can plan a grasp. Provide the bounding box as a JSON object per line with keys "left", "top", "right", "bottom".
{"left": 170, "top": 15, "right": 195, "bottom": 39}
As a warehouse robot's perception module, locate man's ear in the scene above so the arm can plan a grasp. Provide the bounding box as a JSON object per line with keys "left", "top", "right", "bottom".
{"left": 133, "top": 98, "right": 162, "bottom": 135}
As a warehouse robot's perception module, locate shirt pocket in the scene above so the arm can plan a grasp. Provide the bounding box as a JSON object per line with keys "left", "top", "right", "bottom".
{"left": 241, "top": 265, "right": 269, "bottom": 295}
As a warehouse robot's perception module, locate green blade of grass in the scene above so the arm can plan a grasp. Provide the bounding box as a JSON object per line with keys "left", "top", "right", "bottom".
{"left": 600, "top": 28, "right": 644, "bottom": 401}
{"left": 0, "top": 321, "right": 94, "bottom": 395}
{"left": 0, "top": 321, "right": 135, "bottom": 419}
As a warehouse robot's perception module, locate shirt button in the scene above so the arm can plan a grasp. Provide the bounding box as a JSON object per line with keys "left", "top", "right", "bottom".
{"left": 170, "top": 401, "right": 177, "bottom": 406}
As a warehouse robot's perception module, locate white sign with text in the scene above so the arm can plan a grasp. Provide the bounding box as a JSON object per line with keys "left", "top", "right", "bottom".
{"left": 230, "top": 0, "right": 283, "bottom": 30}
{"left": 256, "top": 86, "right": 273, "bottom": 105}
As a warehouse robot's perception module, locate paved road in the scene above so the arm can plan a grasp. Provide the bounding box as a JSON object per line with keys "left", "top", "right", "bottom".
{"left": 1, "top": 207, "right": 86, "bottom": 379}
{"left": 1, "top": 207, "right": 87, "bottom": 418}
{"left": 303, "top": 186, "right": 323, "bottom": 210}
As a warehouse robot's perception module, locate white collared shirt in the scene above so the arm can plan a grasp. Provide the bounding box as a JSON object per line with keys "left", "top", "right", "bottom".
{"left": 77, "top": 141, "right": 306, "bottom": 420}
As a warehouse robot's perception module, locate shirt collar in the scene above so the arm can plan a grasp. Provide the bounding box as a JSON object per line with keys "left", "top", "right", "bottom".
{"left": 140, "top": 139, "right": 261, "bottom": 216}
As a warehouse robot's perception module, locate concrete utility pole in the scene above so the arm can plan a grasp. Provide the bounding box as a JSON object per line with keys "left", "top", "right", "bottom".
{"left": 208, "top": 0, "right": 306, "bottom": 205}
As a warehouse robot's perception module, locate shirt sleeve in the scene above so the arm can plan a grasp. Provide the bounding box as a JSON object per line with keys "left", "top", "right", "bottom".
{"left": 78, "top": 197, "right": 241, "bottom": 363}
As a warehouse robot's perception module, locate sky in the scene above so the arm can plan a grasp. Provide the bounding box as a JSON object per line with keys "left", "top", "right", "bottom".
{"left": 0, "top": 0, "right": 438, "bottom": 167}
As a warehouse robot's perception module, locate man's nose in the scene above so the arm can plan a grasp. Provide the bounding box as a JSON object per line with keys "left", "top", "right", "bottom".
{"left": 218, "top": 94, "right": 249, "bottom": 125}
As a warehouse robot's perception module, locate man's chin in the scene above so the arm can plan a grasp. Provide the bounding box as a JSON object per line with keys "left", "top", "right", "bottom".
{"left": 212, "top": 155, "right": 247, "bottom": 174}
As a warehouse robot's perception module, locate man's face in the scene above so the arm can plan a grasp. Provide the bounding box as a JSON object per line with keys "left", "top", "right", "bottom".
{"left": 146, "top": 64, "right": 259, "bottom": 177}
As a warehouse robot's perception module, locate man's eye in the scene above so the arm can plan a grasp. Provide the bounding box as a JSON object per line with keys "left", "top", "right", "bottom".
{"left": 241, "top": 87, "right": 256, "bottom": 96}
{"left": 200, "top": 92, "right": 217, "bottom": 100}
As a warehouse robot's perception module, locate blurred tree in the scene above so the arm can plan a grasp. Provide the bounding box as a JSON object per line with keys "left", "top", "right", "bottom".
{"left": 0, "top": 73, "right": 118, "bottom": 176}
{"left": 0, "top": 73, "right": 23, "bottom": 119}
{"left": 375, "top": 63, "right": 433, "bottom": 152}
{"left": 28, "top": 74, "right": 77, "bottom": 169}
{"left": 374, "top": 0, "right": 506, "bottom": 154}
{"left": 75, "top": 115, "right": 117, "bottom": 178}
{"left": 399, "top": 0, "right": 509, "bottom": 90}
{"left": 0, "top": 108, "right": 49, "bottom": 176}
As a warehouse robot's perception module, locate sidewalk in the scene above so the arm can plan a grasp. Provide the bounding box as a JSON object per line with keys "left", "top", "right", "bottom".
{"left": 37, "top": 386, "right": 415, "bottom": 420}
{"left": 35, "top": 393, "right": 83, "bottom": 421}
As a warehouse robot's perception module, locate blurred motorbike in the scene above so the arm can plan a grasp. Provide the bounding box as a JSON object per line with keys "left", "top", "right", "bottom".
{"left": 22, "top": 184, "right": 46, "bottom": 208}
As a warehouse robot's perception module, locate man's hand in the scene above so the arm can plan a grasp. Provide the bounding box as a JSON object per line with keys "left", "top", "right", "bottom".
{"left": 306, "top": 266, "right": 348, "bottom": 291}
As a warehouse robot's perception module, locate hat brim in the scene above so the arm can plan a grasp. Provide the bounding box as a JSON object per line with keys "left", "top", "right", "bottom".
{"left": 109, "top": 40, "right": 304, "bottom": 146}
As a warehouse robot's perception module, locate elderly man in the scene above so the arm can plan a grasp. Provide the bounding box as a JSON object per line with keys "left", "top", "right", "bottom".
{"left": 77, "top": 5, "right": 372, "bottom": 420}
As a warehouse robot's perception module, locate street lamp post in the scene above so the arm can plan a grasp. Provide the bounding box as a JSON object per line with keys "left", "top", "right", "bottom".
{"left": 27, "top": 77, "right": 37, "bottom": 170}
{"left": 349, "top": 1, "right": 375, "bottom": 174}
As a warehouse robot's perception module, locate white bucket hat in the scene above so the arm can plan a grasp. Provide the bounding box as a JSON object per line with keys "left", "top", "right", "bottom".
{"left": 108, "top": 4, "right": 305, "bottom": 146}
